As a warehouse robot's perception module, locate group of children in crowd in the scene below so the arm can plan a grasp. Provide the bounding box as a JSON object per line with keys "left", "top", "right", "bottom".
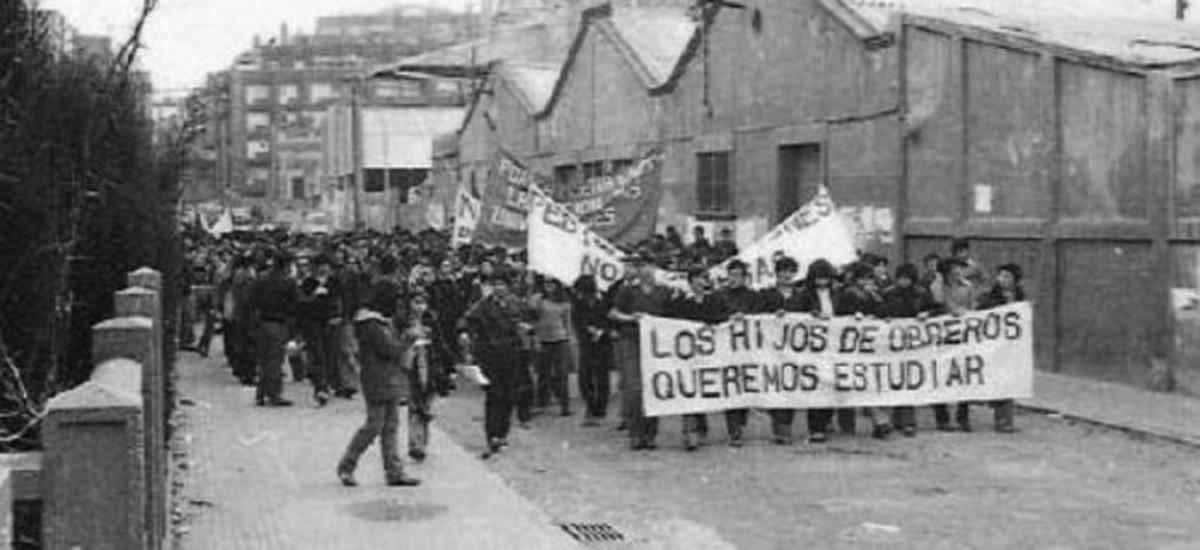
{"left": 179, "top": 224, "right": 1027, "bottom": 487}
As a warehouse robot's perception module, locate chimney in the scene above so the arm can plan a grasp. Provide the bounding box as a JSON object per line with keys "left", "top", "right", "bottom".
{"left": 280, "top": 23, "right": 289, "bottom": 46}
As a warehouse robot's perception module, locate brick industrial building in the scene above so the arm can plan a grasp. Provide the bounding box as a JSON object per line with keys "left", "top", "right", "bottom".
{"left": 432, "top": 0, "right": 1200, "bottom": 395}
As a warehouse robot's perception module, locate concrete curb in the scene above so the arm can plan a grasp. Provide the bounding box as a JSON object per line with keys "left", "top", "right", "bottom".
{"left": 1016, "top": 401, "right": 1200, "bottom": 450}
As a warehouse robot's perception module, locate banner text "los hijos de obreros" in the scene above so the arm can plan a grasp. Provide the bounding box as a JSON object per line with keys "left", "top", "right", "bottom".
{"left": 639, "top": 303, "right": 1034, "bottom": 416}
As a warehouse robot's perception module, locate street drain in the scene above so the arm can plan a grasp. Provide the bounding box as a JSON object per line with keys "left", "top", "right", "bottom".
{"left": 559, "top": 522, "right": 628, "bottom": 544}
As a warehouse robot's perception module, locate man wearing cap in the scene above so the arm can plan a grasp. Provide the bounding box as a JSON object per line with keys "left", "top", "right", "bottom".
{"left": 609, "top": 251, "right": 671, "bottom": 450}
{"left": 460, "top": 268, "right": 531, "bottom": 455}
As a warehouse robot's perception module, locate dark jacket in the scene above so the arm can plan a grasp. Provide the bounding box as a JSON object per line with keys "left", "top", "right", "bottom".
{"left": 836, "top": 284, "right": 882, "bottom": 317}
{"left": 297, "top": 276, "right": 342, "bottom": 327}
{"left": 354, "top": 309, "right": 412, "bottom": 403}
{"left": 572, "top": 292, "right": 612, "bottom": 347}
{"left": 461, "top": 294, "right": 526, "bottom": 353}
{"left": 977, "top": 285, "right": 1025, "bottom": 310}
{"left": 667, "top": 291, "right": 729, "bottom": 324}
{"left": 757, "top": 286, "right": 807, "bottom": 313}
{"left": 881, "top": 285, "right": 934, "bottom": 319}
{"left": 718, "top": 286, "right": 759, "bottom": 314}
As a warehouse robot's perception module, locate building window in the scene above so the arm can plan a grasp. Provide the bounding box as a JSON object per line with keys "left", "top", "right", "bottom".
{"left": 279, "top": 84, "right": 299, "bottom": 105}
{"left": 364, "top": 169, "right": 385, "bottom": 193}
{"left": 245, "top": 84, "right": 270, "bottom": 105}
{"left": 582, "top": 161, "right": 603, "bottom": 183}
{"left": 697, "top": 151, "right": 731, "bottom": 215}
{"left": 554, "top": 164, "right": 579, "bottom": 197}
{"left": 610, "top": 158, "right": 633, "bottom": 174}
{"left": 246, "top": 112, "right": 269, "bottom": 133}
{"left": 311, "top": 82, "right": 336, "bottom": 103}
{"left": 292, "top": 177, "right": 306, "bottom": 199}
{"left": 246, "top": 140, "right": 270, "bottom": 159}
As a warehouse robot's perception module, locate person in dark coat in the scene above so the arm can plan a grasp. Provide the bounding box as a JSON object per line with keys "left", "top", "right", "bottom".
{"left": 756, "top": 256, "right": 805, "bottom": 445}
{"left": 880, "top": 263, "right": 934, "bottom": 437}
{"left": 839, "top": 263, "right": 888, "bottom": 438}
{"left": 460, "top": 268, "right": 530, "bottom": 455}
{"left": 336, "top": 280, "right": 420, "bottom": 487}
{"left": 248, "top": 250, "right": 297, "bottom": 407}
{"left": 977, "top": 263, "right": 1026, "bottom": 434}
{"left": 797, "top": 259, "right": 850, "bottom": 443}
{"left": 609, "top": 252, "right": 671, "bottom": 450}
{"left": 715, "top": 259, "right": 757, "bottom": 447}
{"left": 666, "top": 267, "right": 727, "bottom": 451}
{"left": 572, "top": 275, "right": 612, "bottom": 426}
{"left": 296, "top": 254, "right": 343, "bottom": 406}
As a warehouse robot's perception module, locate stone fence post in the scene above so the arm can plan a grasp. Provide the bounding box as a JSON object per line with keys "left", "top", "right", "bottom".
{"left": 115, "top": 283, "right": 167, "bottom": 550}
{"left": 42, "top": 356, "right": 145, "bottom": 550}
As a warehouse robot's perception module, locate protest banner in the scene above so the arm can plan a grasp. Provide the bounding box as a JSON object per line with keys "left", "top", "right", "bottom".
{"left": 451, "top": 189, "right": 482, "bottom": 248}
{"left": 474, "top": 149, "right": 664, "bottom": 248}
{"left": 529, "top": 200, "right": 688, "bottom": 291}
{"left": 551, "top": 148, "right": 663, "bottom": 245}
{"left": 713, "top": 186, "right": 859, "bottom": 289}
{"left": 528, "top": 200, "right": 632, "bottom": 290}
{"left": 638, "top": 303, "right": 1034, "bottom": 417}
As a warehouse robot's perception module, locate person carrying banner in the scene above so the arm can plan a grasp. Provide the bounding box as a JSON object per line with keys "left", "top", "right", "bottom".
{"left": 880, "top": 262, "right": 934, "bottom": 437}
{"left": 840, "top": 263, "right": 890, "bottom": 439}
{"left": 605, "top": 256, "right": 641, "bottom": 432}
{"left": 756, "top": 256, "right": 806, "bottom": 445}
{"left": 666, "top": 267, "right": 726, "bottom": 451}
{"left": 930, "top": 257, "right": 979, "bottom": 432}
{"left": 460, "top": 268, "right": 530, "bottom": 455}
{"left": 977, "top": 263, "right": 1025, "bottom": 433}
{"left": 716, "top": 260, "right": 758, "bottom": 447}
{"left": 572, "top": 275, "right": 612, "bottom": 426}
{"left": 609, "top": 252, "right": 671, "bottom": 450}
{"left": 799, "top": 259, "right": 849, "bottom": 443}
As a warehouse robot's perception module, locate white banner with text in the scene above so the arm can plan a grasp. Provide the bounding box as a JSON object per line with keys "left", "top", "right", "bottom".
{"left": 639, "top": 303, "right": 1034, "bottom": 416}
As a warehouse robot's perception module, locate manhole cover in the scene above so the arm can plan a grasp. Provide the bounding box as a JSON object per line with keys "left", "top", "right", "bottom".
{"left": 559, "top": 522, "right": 627, "bottom": 544}
{"left": 346, "top": 499, "right": 448, "bottom": 523}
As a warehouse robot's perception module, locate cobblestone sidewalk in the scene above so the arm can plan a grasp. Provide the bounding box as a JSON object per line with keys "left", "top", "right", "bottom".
{"left": 173, "top": 348, "right": 579, "bottom": 550}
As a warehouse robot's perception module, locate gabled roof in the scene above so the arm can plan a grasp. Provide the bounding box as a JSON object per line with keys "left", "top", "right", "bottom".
{"left": 369, "top": 19, "right": 570, "bottom": 78}
{"left": 538, "top": 4, "right": 698, "bottom": 117}
{"left": 608, "top": 7, "right": 699, "bottom": 88}
{"left": 838, "top": 0, "right": 1200, "bottom": 68}
{"left": 499, "top": 62, "right": 559, "bottom": 114}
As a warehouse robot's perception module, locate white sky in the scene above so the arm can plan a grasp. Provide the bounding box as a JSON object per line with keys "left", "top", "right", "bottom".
{"left": 41, "top": 0, "right": 480, "bottom": 94}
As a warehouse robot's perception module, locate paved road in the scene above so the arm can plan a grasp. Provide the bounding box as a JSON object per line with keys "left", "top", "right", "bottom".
{"left": 434, "top": 379, "right": 1200, "bottom": 550}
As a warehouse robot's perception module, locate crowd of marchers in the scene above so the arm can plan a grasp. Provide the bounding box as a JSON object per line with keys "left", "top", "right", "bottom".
{"left": 177, "top": 224, "right": 1027, "bottom": 486}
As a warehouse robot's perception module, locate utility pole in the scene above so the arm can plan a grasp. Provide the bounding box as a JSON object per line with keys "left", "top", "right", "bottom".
{"left": 351, "top": 77, "right": 365, "bottom": 230}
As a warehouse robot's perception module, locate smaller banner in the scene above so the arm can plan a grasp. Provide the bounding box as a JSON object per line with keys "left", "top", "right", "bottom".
{"left": 452, "top": 189, "right": 482, "bottom": 248}
{"left": 639, "top": 303, "right": 1034, "bottom": 417}
{"left": 473, "top": 152, "right": 546, "bottom": 248}
{"left": 713, "top": 186, "right": 858, "bottom": 288}
{"left": 528, "top": 200, "right": 629, "bottom": 290}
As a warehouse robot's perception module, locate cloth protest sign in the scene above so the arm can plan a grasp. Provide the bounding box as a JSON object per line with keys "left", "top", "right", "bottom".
{"left": 712, "top": 186, "right": 858, "bottom": 289}
{"left": 529, "top": 200, "right": 687, "bottom": 291}
{"left": 451, "top": 189, "right": 482, "bottom": 248}
{"left": 474, "top": 149, "right": 664, "bottom": 248}
{"left": 551, "top": 148, "right": 664, "bottom": 246}
{"left": 638, "top": 303, "right": 1034, "bottom": 417}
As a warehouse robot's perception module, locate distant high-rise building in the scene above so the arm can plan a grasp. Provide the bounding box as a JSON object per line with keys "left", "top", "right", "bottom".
{"left": 217, "top": 5, "right": 481, "bottom": 206}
